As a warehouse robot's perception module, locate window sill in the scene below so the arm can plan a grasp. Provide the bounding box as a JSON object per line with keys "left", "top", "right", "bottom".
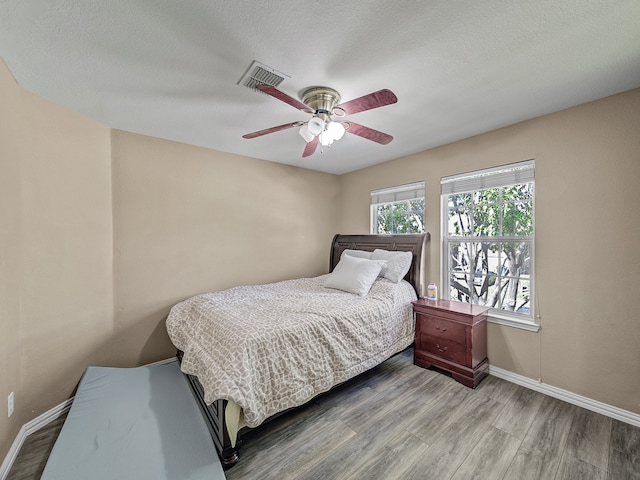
{"left": 487, "top": 313, "right": 540, "bottom": 332}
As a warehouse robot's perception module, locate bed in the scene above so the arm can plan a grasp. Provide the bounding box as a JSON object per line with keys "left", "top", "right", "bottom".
{"left": 167, "top": 233, "right": 429, "bottom": 467}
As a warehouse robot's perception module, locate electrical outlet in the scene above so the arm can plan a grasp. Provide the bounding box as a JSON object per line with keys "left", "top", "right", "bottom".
{"left": 8, "top": 392, "right": 14, "bottom": 418}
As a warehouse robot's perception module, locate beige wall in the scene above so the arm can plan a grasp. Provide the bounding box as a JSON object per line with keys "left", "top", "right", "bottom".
{"left": 0, "top": 60, "right": 340, "bottom": 460}
{"left": 340, "top": 88, "right": 640, "bottom": 414}
{"left": 104, "top": 130, "right": 340, "bottom": 367}
{"left": 0, "top": 61, "right": 113, "bottom": 458}
{"left": 0, "top": 60, "right": 23, "bottom": 461}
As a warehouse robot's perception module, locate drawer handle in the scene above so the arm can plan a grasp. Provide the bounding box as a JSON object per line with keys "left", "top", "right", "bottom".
{"left": 435, "top": 326, "right": 447, "bottom": 332}
{"left": 436, "top": 344, "right": 447, "bottom": 353}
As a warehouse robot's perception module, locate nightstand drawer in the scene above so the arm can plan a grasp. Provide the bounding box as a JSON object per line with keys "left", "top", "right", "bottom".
{"left": 422, "top": 335, "right": 467, "bottom": 364}
{"left": 416, "top": 314, "right": 466, "bottom": 343}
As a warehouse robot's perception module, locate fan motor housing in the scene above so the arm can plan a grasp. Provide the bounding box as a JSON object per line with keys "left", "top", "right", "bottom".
{"left": 300, "top": 86, "right": 341, "bottom": 117}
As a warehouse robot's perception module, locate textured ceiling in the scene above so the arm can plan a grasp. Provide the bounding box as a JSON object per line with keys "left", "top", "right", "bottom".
{"left": 1, "top": 0, "right": 640, "bottom": 174}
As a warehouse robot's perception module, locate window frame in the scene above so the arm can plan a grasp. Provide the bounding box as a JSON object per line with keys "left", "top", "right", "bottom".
{"left": 440, "top": 161, "right": 538, "bottom": 331}
{"left": 370, "top": 181, "right": 425, "bottom": 235}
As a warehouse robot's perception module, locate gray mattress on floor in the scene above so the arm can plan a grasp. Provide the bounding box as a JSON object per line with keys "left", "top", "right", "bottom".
{"left": 41, "top": 361, "right": 226, "bottom": 480}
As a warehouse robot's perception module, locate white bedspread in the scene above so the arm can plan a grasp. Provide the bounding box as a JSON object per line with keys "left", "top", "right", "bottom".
{"left": 166, "top": 275, "right": 416, "bottom": 428}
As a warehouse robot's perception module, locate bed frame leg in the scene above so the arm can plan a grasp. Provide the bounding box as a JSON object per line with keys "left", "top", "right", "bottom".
{"left": 221, "top": 446, "right": 240, "bottom": 469}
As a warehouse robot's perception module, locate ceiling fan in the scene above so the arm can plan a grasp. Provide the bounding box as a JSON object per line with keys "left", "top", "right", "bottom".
{"left": 243, "top": 85, "right": 398, "bottom": 157}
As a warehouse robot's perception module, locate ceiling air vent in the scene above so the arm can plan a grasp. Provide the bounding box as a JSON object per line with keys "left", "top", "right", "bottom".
{"left": 238, "top": 60, "right": 289, "bottom": 92}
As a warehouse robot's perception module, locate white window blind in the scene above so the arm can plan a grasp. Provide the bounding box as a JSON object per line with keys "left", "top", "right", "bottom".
{"left": 441, "top": 160, "right": 534, "bottom": 195}
{"left": 371, "top": 181, "right": 425, "bottom": 205}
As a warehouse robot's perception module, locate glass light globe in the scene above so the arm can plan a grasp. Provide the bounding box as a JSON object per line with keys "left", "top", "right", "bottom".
{"left": 307, "top": 117, "right": 324, "bottom": 136}
{"left": 298, "top": 124, "right": 314, "bottom": 143}
{"left": 319, "top": 131, "right": 333, "bottom": 147}
{"left": 326, "top": 121, "right": 346, "bottom": 141}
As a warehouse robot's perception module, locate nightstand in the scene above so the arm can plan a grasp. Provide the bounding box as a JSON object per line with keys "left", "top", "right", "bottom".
{"left": 412, "top": 298, "right": 489, "bottom": 388}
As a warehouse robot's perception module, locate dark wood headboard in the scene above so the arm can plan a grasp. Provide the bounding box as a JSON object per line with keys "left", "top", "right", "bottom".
{"left": 329, "top": 233, "right": 430, "bottom": 297}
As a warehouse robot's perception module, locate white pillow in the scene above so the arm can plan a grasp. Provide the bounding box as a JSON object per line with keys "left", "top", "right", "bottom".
{"left": 325, "top": 255, "right": 385, "bottom": 296}
{"left": 370, "top": 249, "right": 413, "bottom": 283}
{"left": 341, "top": 249, "right": 373, "bottom": 260}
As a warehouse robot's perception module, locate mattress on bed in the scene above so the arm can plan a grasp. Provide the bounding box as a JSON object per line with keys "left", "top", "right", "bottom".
{"left": 166, "top": 274, "right": 416, "bottom": 428}
{"left": 41, "top": 361, "right": 226, "bottom": 480}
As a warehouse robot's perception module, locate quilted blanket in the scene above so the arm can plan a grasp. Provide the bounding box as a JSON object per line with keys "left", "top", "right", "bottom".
{"left": 166, "top": 275, "right": 416, "bottom": 427}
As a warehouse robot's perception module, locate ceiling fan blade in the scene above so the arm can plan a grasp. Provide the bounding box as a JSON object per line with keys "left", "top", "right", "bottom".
{"left": 256, "top": 85, "right": 311, "bottom": 112}
{"left": 302, "top": 136, "right": 319, "bottom": 157}
{"left": 243, "top": 121, "right": 304, "bottom": 139}
{"left": 335, "top": 89, "right": 397, "bottom": 116}
{"left": 345, "top": 122, "right": 393, "bottom": 145}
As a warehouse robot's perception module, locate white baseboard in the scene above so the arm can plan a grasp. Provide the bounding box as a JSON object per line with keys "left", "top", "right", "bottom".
{"left": 0, "top": 357, "right": 177, "bottom": 480}
{"left": 0, "top": 399, "right": 72, "bottom": 480}
{"left": 489, "top": 365, "right": 640, "bottom": 428}
{"left": 144, "top": 357, "right": 177, "bottom": 367}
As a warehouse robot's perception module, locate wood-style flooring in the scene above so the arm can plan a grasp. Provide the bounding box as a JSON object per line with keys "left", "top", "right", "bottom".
{"left": 7, "top": 348, "right": 640, "bottom": 479}
{"left": 6, "top": 415, "right": 65, "bottom": 480}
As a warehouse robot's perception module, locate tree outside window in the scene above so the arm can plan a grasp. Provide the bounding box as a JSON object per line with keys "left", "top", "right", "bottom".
{"left": 374, "top": 199, "right": 425, "bottom": 234}
{"left": 371, "top": 182, "right": 425, "bottom": 235}
{"left": 442, "top": 162, "right": 534, "bottom": 321}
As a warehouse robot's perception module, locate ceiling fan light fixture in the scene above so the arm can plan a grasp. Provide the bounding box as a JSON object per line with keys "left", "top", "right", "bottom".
{"left": 319, "top": 131, "right": 332, "bottom": 147}
{"left": 318, "top": 121, "right": 345, "bottom": 147}
{"left": 307, "top": 116, "right": 324, "bottom": 136}
{"left": 298, "top": 123, "right": 314, "bottom": 143}
{"left": 327, "top": 121, "right": 345, "bottom": 141}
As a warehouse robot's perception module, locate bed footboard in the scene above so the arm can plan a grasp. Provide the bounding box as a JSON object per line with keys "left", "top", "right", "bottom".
{"left": 176, "top": 351, "right": 240, "bottom": 468}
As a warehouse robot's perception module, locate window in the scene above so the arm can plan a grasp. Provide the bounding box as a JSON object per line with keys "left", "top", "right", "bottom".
{"left": 441, "top": 160, "right": 535, "bottom": 327}
{"left": 371, "top": 181, "right": 425, "bottom": 234}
